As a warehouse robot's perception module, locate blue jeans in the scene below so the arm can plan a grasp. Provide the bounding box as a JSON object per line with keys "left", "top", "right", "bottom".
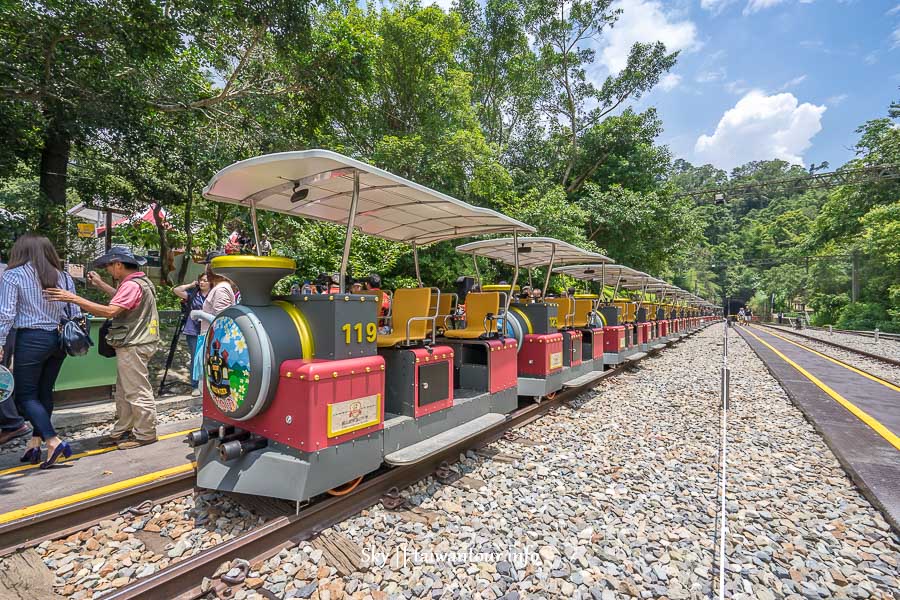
{"left": 185, "top": 334, "right": 198, "bottom": 388}
{"left": 14, "top": 329, "right": 66, "bottom": 440}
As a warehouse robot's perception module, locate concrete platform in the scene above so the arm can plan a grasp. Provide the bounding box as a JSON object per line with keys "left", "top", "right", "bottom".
{"left": 49, "top": 393, "right": 200, "bottom": 430}
{"left": 0, "top": 417, "right": 200, "bottom": 520}
{"left": 738, "top": 326, "right": 900, "bottom": 533}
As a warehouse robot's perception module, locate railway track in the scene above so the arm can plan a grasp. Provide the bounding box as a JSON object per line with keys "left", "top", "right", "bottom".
{"left": 0, "top": 471, "right": 195, "bottom": 557}
{"left": 796, "top": 323, "right": 900, "bottom": 342}
{"left": 757, "top": 323, "right": 900, "bottom": 368}
{"left": 0, "top": 327, "right": 709, "bottom": 599}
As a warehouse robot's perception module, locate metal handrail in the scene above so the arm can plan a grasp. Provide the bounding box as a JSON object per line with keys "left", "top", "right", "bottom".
{"left": 406, "top": 315, "right": 437, "bottom": 345}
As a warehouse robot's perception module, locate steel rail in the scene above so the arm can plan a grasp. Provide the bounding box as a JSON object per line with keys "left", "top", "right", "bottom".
{"left": 758, "top": 323, "right": 900, "bottom": 368}
{"left": 0, "top": 471, "right": 195, "bottom": 557}
{"left": 108, "top": 325, "right": 711, "bottom": 600}
{"left": 788, "top": 324, "right": 900, "bottom": 342}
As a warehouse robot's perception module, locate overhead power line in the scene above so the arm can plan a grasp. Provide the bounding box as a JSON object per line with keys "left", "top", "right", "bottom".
{"left": 675, "top": 164, "right": 900, "bottom": 203}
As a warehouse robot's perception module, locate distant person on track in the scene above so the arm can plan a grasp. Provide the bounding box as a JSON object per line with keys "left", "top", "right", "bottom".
{"left": 737, "top": 307, "right": 746, "bottom": 325}
{"left": 173, "top": 273, "right": 209, "bottom": 396}
{"left": 46, "top": 247, "right": 161, "bottom": 451}
{"left": 0, "top": 235, "right": 77, "bottom": 466}
{"left": 257, "top": 234, "right": 273, "bottom": 256}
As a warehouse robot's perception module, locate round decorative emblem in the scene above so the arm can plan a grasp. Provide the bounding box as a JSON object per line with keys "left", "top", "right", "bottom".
{"left": 0, "top": 365, "right": 13, "bottom": 403}
{"left": 205, "top": 316, "right": 251, "bottom": 415}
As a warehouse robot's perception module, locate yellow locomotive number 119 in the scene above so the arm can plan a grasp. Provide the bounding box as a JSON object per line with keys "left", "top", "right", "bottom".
{"left": 342, "top": 322, "right": 378, "bottom": 344}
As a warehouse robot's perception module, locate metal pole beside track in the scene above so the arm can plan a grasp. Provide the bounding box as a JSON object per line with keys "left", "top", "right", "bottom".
{"left": 717, "top": 321, "right": 730, "bottom": 599}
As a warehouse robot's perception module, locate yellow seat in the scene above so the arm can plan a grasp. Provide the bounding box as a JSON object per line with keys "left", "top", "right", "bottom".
{"left": 546, "top": 297, "right": 575, "bottom": 328}
{"left": 443, "top": 292, "right": 500, "bottom": 339}
{"left": 431, "top": 292, "right": 455, "bottom": 334}
{"left": 377, "top": 288, "right": 433, "bottom": 347}
{"left": 573, "top": 298, "right": 594, "bottom": 328}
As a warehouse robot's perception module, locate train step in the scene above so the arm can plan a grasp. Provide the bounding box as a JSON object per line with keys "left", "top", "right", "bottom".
{"left": 624, "top": 352, "right": 648, "bottom": 362}
{"left": 384, "top": 413, "right": 506, "bottom": 466}
{"left": 651, "top": 343, "right": 666, "bottom": 351}
{"left": 562, "top": 370, "right": 608, "bottom": 389}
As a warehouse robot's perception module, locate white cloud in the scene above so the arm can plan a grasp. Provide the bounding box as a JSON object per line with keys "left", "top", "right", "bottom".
{"left": 826, "top": 93, "right": 849, "bottom": 106}
{"left": 700, "top": 0, "right": 734, "bottom": 12}
{"left": 599, "top": 0, "right": 701, "bottom": 73}
{"left": 744, "top": 0, "right": 787, "bottom": 14}
{"left": 696, "top": 68, "right": 727, "bottom": 83}
{"left": 659, "top": 73, "right": 682, "bottom": 91}
{"left": 725, "top": 80, "right": 750, "bottom": 95}
{"left": 893, "top": 25, "right": 900, "bottom": 49}
{"left": 694, "top": 91, "right": 826, "bottom": 169}
{"left": 780, "top": 75, "right": 807, "bottom": 89}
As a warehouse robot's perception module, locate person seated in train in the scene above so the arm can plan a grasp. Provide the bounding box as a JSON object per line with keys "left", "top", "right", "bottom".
{"left": 519, "top": 285, "right": 532, "bottom": 301}
{"left": 531, "top": 288, "right": 542, "bottom": 301}
{"left": 350, "top": 281, "right": 364, "bottom": 294}
{"left": 364, "top": 273, "right": 391, "bottom": 317}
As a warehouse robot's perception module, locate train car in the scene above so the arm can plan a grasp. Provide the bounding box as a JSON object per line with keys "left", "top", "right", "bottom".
{"left": 553, "top": 265, "right": 650, "bottom": 365}
{"left": 187, "top": 150, "right": 537, "bottom": 504}
{"left": 453, "top": 238, "right": 613, "bottom": 400}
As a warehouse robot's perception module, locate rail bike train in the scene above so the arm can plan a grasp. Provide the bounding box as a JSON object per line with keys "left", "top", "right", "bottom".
{"left": 186, "top": 150, "right": 719, "bottom": 503}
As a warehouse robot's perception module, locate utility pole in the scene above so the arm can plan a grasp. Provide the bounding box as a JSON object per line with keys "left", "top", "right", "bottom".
{"left": 851, "top": 248, "right": 860, "bottom": 303}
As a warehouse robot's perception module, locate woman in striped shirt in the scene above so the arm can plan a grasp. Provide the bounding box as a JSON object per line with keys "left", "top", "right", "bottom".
{"left": 0, "top": 234, "right": 79, "bottom": 468}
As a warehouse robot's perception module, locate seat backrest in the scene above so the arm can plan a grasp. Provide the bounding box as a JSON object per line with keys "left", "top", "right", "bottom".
{"left": 546, "top": 297, "right": 574, "bottom": 327}
{"left": 463, "top": 292, "right": 500, "bottom": 331}
{"left": 391, "top": 288, "right": 433, "bottom": 340}
{"left": 573, "top": 298, "right": 593, "bottom": 328}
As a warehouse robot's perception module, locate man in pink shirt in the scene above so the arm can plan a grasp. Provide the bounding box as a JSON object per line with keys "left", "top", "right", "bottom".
{"left": 46, "top": 247, "right": 160, "bottom": 449}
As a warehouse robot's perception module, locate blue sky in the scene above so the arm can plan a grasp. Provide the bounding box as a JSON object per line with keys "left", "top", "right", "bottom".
{"left": 607, "top": 0, "right": 900, "bottom": 171}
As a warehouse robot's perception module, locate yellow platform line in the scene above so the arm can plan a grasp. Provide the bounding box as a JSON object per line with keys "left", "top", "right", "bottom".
{"left": 742, "top": 327, "right": 900, "bottom": 452}
{"left": 0, "top": 427, "right": 198, "bottom": 478}
{"left": 754, "top": 325, "right": 900, "bottom": 393}
{"left": 0, "top": 462, "right": 195, "bottom": 525}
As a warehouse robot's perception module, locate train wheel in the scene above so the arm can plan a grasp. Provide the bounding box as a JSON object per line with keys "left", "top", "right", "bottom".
{"left": 327, "top": 476, "right": 364, "bottom": 496}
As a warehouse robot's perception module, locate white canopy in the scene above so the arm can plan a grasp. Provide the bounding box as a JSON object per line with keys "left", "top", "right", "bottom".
{"left": 455, "top": 238, "right": 612, "bottom": 268}
{"left": 202, "top": 150, "right": 534, "bottom": 245}
{"left": 553, "top": 264, "right": 650, "bottom": 288}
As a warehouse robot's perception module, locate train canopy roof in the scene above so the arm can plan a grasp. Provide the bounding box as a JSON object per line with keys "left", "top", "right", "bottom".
{"left": 202, "top": 150, "right": 535, "bottom": 245}
{"left": 553, "top": 264, "right": 651, "bottom": 288}
{"left": 454, "top": 237, "right": 612, "bottom": 268}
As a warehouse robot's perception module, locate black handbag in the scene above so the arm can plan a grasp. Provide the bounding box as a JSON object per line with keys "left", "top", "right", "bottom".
{"left": 98, "top": 319, "right": 116, "bottom": 358}
{"left": 58, "top": 275, "right": 93, "bottom": 357}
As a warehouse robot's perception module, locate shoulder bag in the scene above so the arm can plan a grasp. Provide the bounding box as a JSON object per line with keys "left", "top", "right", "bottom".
{"left": 58, "top": 273, "right": 93, "bottom": 357}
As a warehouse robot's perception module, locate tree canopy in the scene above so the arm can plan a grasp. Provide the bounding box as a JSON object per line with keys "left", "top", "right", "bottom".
{"left": 1, "top": 0, "right": 897, "bottom": 330}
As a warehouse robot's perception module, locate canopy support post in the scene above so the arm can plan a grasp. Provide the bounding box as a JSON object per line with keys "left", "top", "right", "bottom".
{"left": 600, "top": 264, "right": 607, "bottom": 302}
{"left": 250, "top": 199, "right": 261, "bottom": 256}
{"left": 472, "top": 253, "right": 481, "bottom": 288}
{"left": 541, "top": 244, "right": 556, "bottom": 298}
{"left": 505, "top": 230, "right": 519, "bottom": 316}
{"left": 339, "top": 169, "right": 360, "bottom": 294}
{"left": 412, "top": 242, "right": 422, "bottom": 287}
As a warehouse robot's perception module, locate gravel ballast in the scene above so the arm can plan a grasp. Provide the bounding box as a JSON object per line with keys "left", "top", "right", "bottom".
{"left": 234, "top": 325, "right": 899, "bottom": 599}
{"left": 766, "top": 324, "right": 900, "bottom": 365}
{"left": 6, "top": 324, "right": 898, "bottom": 599}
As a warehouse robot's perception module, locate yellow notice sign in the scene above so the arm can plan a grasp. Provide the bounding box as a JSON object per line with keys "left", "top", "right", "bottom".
{"left": 77, "top": 223, "right": 96, "bottom": 238}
